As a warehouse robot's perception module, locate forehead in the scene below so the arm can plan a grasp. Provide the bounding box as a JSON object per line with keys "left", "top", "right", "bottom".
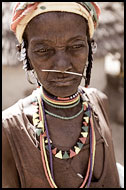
{"left": 24, "top": 12, "right": 88, "bottom": 44}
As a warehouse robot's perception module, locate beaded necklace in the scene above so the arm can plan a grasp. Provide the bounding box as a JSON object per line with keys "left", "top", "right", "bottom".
{"left": 42, "top": 88, "right": 84, "bottom": 120}
{"left": 44, "top": 105, "right": 84, "bottom": 120}
{"left": 33, "top": 87, "right": 96, "bottom": 188}
{"left": 42, "top": 93, "right": 81, "bottom": 109}
{"left": 44, "top": 101, "right": 90, "bottom": 159}
{"left": 42, "top": 88, "right": 80, "bottom": 105}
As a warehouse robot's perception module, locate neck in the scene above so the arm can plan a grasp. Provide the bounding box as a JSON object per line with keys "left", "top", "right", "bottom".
{"left": 42, "top": 87, "right": 80, "bottom": 106}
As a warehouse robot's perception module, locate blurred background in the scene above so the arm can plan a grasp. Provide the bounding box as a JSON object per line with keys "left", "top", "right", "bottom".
{"left": 2, "top": 2, "right": 124, "bottom": 166}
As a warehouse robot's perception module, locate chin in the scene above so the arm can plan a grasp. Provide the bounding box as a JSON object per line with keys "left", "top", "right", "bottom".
{"left": 43, "top": 84, "right": 79, "bottom": 97}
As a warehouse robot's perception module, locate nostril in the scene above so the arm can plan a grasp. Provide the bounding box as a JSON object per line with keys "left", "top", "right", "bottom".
{"left": 54, "top": 65, "right": 72, "bottom": 73}
{"left": 54, "top": 51, "right": 72, "bottom": 71}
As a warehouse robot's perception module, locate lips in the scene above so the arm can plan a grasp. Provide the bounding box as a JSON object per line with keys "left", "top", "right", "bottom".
{"left": 46, "top": 72, "right": 80, "bottom": 87}
{"left": 50, "top": 74, "right": 76, "bottom": 82}
{"left": 49, "top": 76, "right": 77, "bottom": 87}
{"left": 51, "top": 77, "right": 74, "bottom": 82}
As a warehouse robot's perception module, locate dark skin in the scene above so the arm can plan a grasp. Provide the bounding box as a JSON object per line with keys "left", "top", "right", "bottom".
{"left": 24, "top": 12, "right": 89, "bottom": 148}
{"left": 25, "top": 12, "right": 89, "bottom": 98}
{"left": 2, "top": 12, "right": 120, "bottom": 188}
{"left": 2, "top": 12, "right": 103, "bottom": 187}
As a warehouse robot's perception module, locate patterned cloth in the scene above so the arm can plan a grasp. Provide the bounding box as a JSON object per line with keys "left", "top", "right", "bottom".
{"left": 10, "top": 2, "right": 101, "bottom": 43}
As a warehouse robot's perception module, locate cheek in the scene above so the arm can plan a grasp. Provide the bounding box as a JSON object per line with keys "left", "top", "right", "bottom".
{"left": 35, "top": 69, "right": 48, "bottom": 83}
{"left": 28, "top": 49, "right": 53, "bottom": 71}
{"left": 72, "top": 51, "right": 88, "bottom": 72}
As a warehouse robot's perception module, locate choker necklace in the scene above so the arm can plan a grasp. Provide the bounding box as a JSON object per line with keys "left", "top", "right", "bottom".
{"left": 42, "top": 88, "right": 80, "bottom": 106}
{"left": 42, "top": 88, "right": 83, "bottom": 119}
{"left": 42, "top": 94, "right": 80, "bottom": 109}
{"left": 32, "top": 87, "right": 96, "bottom": 188}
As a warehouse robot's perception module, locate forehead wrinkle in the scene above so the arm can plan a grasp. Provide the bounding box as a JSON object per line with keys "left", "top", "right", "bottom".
{"left": 25, "top": 12, "right": 88, "bottom": 46}
{"left": 29, "top": 35, "right": 87, "bottom": 47}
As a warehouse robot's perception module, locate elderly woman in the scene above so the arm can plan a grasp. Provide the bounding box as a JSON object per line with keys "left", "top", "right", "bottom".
{"left": 2, "top": 2, "right": 120, "bottom": 188}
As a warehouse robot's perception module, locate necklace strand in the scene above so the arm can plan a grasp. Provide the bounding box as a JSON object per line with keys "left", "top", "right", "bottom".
{"left": 34, "top": 87, "right": 96, "bottom": 188}
{"left": 42, "top": 95, "right": 81, "bottom": 109}
{"left": 42, "top": 88, "right": 80, "bottom": 105}
{"left": 37, "top": 88, "right": 54, "bottom": 180}
{"left": 44, "top": 104, "right": 83, "bottom": 120}
{"left": 40, "top": 113, "right": 96, "bottom": 188}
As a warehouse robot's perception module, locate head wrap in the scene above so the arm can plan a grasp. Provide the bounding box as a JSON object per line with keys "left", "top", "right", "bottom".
{"left": 10, "top": 2, "right": 101, "bottom": 43}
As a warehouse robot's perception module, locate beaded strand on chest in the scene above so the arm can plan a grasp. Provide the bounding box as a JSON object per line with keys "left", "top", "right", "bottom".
{"left": 32, "top": 87, "right": 96, "bottom": 188}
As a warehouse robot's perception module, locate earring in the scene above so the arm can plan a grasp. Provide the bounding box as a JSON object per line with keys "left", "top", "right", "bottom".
{"left": 32, "top": 70, "right": 41, "bottom": 87}
{"left": 16, "top": 40, "right": 41, "bottom": 87}
{"left": 16, "top": 41, "right": 26, "bottom": 61}
{"left": 26, "top": 70, "right": 41, "bottom": 87}
{"left": 16, "top": 40, "right": 30, "bottom": 71}
{"left": 91, "top": 40, "right": 97, "bottom": 54}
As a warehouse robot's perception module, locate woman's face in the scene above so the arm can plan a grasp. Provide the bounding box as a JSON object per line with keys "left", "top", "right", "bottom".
{"left": 25, "top": 12, "right": 89, "bottom": 97}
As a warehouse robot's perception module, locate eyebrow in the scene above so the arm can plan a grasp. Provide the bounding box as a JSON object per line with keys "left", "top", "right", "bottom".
{"left": 67, "top": 35, "right": 87, "bottom": 43}
{"left": 30, "top": 35, "right": 86, "bottom": 46}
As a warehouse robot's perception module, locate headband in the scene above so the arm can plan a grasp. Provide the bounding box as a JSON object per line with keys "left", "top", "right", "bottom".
{"left": 10, "top": 2, "right": 101, "bottom": 43}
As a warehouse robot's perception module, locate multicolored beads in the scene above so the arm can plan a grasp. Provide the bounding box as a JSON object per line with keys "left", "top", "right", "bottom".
{"left": 44, "top": 101, "right": 90, "bottom": 159}
{"left": 32, "top": 86, "right": 96, "bottom": 188}
{"left": 33, "top": 93, "right": 91, "bottom": 159}
{"left": 42, "top": 88, "right": 80, "bottom": 105}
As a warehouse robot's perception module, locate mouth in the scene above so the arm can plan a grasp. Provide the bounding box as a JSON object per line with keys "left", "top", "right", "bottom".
{"left": 49, "top": 76, "right": 77, "bottom": 86}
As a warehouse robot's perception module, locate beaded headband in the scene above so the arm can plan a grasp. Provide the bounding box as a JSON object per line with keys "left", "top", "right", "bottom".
{"left": 10, "top": 2, "right": 101, "bottom": 43}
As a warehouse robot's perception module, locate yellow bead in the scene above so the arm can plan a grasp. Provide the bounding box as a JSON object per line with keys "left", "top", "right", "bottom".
{"left": 33, "top": 119, "right": 40, "bottom": 126}
{"left": 37, "top": 121, "right": 43, "bottom": 128}
{"left": 83, "top": 117, "right": 89, "bottom": 123}
{"left": 83, "top": 102, "right": 88, "bottom": 107}
{"left": 33, "top": 113, "right": 39, "bottom": 119}
{"left": 74, "top": 146, "right": 80, "bottom": 154}
{"left": 81, "top": 132, "right": 88, "bottom": 138}
{"left": 55, "top": 150, "right": 62, "bottom": 159}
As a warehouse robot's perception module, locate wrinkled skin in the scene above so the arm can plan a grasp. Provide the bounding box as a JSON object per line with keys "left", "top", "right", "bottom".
{"left": 22, "top": 12, "right": 89, "bottom": 152}
{"left": 2, "top": 12, "right": 120, "bottom": 188}
{"left": 24, "top": 12, "right": 89, "bottom": 97}
{"left": 2, "top": 12, "right": 91, "bottom": 188}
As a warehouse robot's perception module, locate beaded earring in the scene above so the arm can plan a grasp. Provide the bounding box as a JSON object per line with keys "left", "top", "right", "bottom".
{"left": 16, "top": 40, "right": 41, "bottom": 87}
{"left": 16, "top": 40, "right": 30, "bottom": 71}
{"left": 91, "top": 40, "right": 97, "bottom": 54}
{"left": 26, "top": 70, "right": 41, "bottom": 86}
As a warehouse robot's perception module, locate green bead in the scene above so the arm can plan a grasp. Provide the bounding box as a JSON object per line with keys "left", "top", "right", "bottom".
{"left": 40, "top": 6, "right": 46, "bottom": 10}
{"left": 45, "top": 104, "right": 83, "bottom": 120}
{"left": 82, "top": 126, "right": 88, "bottom": 132}
{"left": 77, "top": 142, "right": 83, "bottom": 149}
{"left": 45, "top": 145, "right": 49, "bottom": 151}
{"left": 84, "top": 110, "right": 91, "bottom": 117}
{"left": 62, "top": 151, "right": 69, "bottom": 159}
{"left": 35, "top": 128, "right": 42, "bottom": 136}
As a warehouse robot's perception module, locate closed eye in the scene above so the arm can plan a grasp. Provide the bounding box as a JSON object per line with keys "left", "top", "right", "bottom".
{"left": 36, "top": 48, "right": 51, "bottom": 53}
{"left": 33, "top": 48, "right": 55, "bottom": 56}
{"left": 68, "top": 44, "right": 85, "bottom": 50}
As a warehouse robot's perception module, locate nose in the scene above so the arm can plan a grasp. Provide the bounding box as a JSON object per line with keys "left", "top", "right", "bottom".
{"left": 54, "top": 50, "right": 72, "bottom": 72}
